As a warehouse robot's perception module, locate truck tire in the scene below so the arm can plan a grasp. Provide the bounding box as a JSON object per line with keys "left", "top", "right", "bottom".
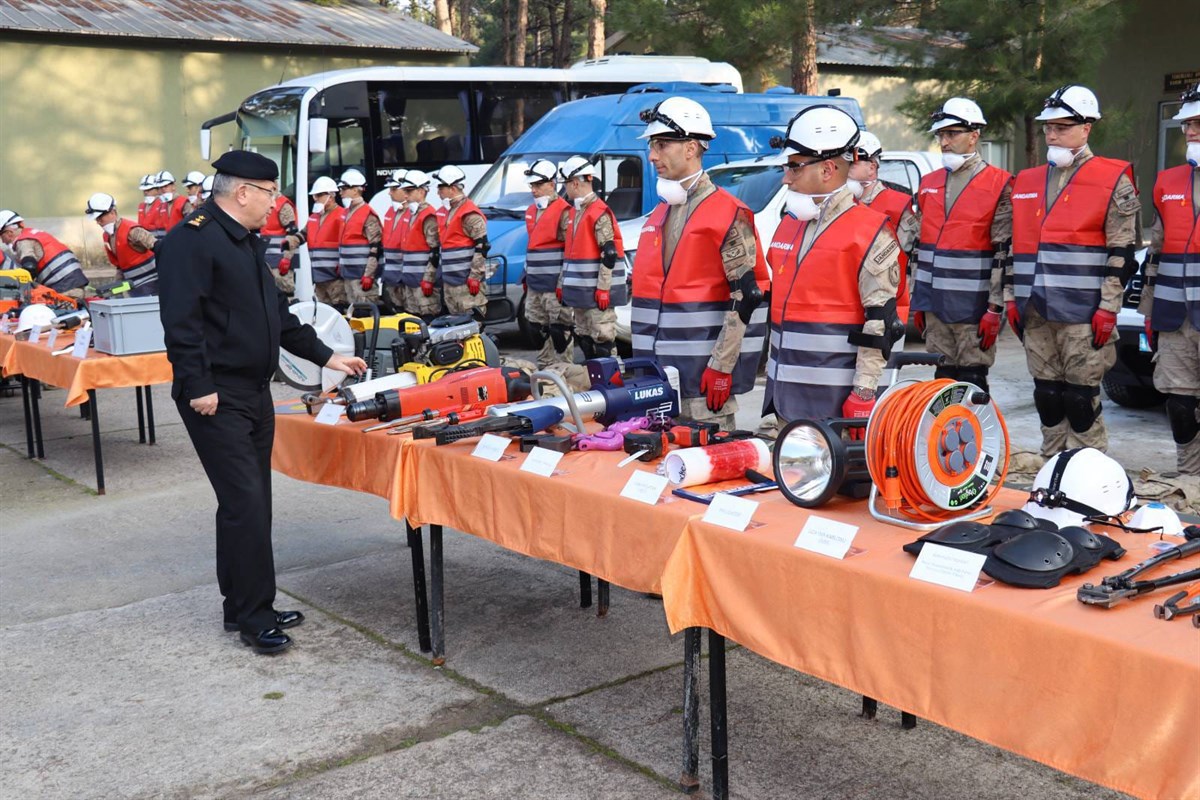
{"left": 1101, "top": 373, "right": 1165, "bottom": 409}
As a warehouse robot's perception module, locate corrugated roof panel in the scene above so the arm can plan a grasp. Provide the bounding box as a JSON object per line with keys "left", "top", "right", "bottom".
{"left": 0, "top": 0, "right": 477, "bottom": 53}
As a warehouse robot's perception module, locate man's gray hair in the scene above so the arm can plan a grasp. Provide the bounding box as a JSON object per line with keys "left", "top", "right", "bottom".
{"left": 212, "top": 173, "right": 242, "bottom": 198}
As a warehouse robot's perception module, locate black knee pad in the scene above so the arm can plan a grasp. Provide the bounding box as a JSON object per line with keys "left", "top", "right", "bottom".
{"left": 1063, "top": 383, "right": 1100, "bottom": 433}
{"left": 934, "top": 364, "right": 960, "bottom": 381}
{"left": 529, "top": 324, "right": 548, "bottom": 348}
{"left": 548, "top": 323, "right": 571, "bottom": 353}
{"left": 957, "top": 367, "right": 989, "bottom": 395}
{"left": 592, "top": 339, "right": 615, "bottom": 357}
{"left": 1166, "top": 394, "right": 1200, "bottom": 444}
{"left": 577, "top": 335, "right": 597, "bottom": 360}
{"left": 1032, "top": 379, "right": 1066, "bottom": 427}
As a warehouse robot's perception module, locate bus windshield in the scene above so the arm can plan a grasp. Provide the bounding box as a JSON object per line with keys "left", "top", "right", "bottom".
{"left": 237, "top": 87, "right": 305, "bottom": 198}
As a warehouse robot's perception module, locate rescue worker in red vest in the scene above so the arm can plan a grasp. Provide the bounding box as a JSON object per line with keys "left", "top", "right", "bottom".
{"left": 290, "top": 176, "right": 346, "bottom": 307}
{"left": 85, "top": 192, "right": 159, "bottom": 297}
{"left": 522, "top": 158, "right": 574, "bottom": 366}
{"left": 559, "top": 156, "right": 624, "bottom": 360}
{"left": 380, "top": 168, "right": 411, "bottom": 313}
{"left": 911, "top": 98, "right": 1013, "bottom": 394}
{"left": 0, "top": 211, "right": 89, "bottom": 301}
{"left": 631, "top": 98, "right": 767, "bottom": 430}
{"left": 337, "top": 168, "right": 383, "bottom": 306}
{"left": 200, "top": 175, "right": 214, "bottom": 204}
{"left": 158, "top": 171, "right": 190, "bottom": 231}
{"left": 143, "top": 175, "right": 166, "bottom": 240}
{"left": 1139, "top": 84, "right": 1200, "bottom": 474}
{"left": 183, "top": 171, "right": 207, "bottom": 214}
{"left": 763, "top": 105, "right": 903, "bottom": 426}
{"left": 431, "top": 165, "right": 489, "bottom": 319}
{"left": 1005, "top": 85, "right": 1140, "bottom": 457}
{"left": 136, "top": 175, "right": 156, "bottom": 229}
{"left": 260, "top": 190, "right": 298, "bottom": 297}
{"left": 399, "top": 170, "right": 444, "bottom": 319}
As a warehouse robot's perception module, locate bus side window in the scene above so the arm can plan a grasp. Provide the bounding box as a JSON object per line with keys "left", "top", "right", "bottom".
{"left": 372, "top": 82, "right": 471, "bottom": 167}
{"left": 309, "top": 117, "right": 368, "bottom": 185}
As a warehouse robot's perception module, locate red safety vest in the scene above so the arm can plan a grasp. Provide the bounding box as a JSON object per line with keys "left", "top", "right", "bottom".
{"left": 136, "top": 200, "right": 149, "bottom": 229}
{"left": 631, "top": 190, "right": 768, "bottom": 397}
{"left": 398, "top": 205, "right": 437, "bottom": 287}
{"left": 1150, "top": 165, "right": 1200, "bottom": 331}
{"left": 338, "top": 202, "right": 378, "bottom": 279}
{"left": 305, "top": 206, "right": 345, "bottom": 282}
{"left": 523, "top": 197, "right": 568, "bottom": 293}
{"left": 861, "top": 185, "right": 913, "bottom": 323}
{"left": 439, "top": 198, "right": 484, "bottom": 286}
{"left": 13, "top": 227, "right": 86, "bottom": 291}
{"left": 260, "top": 196, "right": 294, "bottom": 238}
{"left": 563, "top": 197, "right": 626, "bottom": 308}
{"left": 165, "top": 196, "right": 190, "bottom": 230}
{"left": 380, "top": 203, "right": 410, "bottom": 286}
{"left": 1011, "top": 156, "right": 1133, "bottom": 323}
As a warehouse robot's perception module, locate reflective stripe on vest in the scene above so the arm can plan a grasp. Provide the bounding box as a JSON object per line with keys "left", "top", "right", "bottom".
{"left": 439, "top": 199, "right": 484, "bottom": 286}
{"left": 306, "top": 207, "right": 345, "bottom": 283}
{"left": 14, "top": 228, "right": 87, "bottom": 291}
{"left": 400, "top": 206, "right": 436, "bottom": 288}
{"left": 260, "top": 196, "right": 294, "bottom": 269}
{"left": 630, "top": 190, "right": 768, "bottom": 398}
{"left": 911, "top": 165, "right": 1011, "bottom": 323}
{"left": 1150, "top": 165, "right": 1200, "bottom": 331}
{"left": 338, "top": 203, "right": 377, "bottom": 279}
{"left": 563, "top": 198, "right": 626, "bottom": 308}
{"left": 862, "top": 186, "right": 913, "bottom": 323}
{"left": 381, "top": 206, "right": 410, "bottom": 286}
{"left": 525, "top": 198, "right": 568, "bottom": 293}
{"left": 1011, "top": 157, "right": 1132, "bottom": 323}
{"left": 763, "top": 206, "right": 883, "bottom": 422}
{"left": 104, "top": 219, "right": 157, "bottom": 288}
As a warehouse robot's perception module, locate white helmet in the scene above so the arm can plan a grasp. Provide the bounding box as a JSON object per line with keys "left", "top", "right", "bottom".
{"left": 183, "top": 170, "right": 206, "bottom": 187}
{"left": 139, "top": 174, "right": 154, "bottom": 191}
{"left": 384, "top": 168, "right": 409, "bottom": 188}
{"left": 309, "top": 176, "right": 339, "bottom": 196}
{"left": 1172, "top": 84, "right": 1200, "bottom": 122}
{"left": 637, "top": 96, "right": 716, "bottom": 142}
{"left": 338, "top": 168, "right": 368, "bottom": 188}
{"left": 853, "top": 130, "right": 883, "bottom": 161}
{"left": 0, "top": 210, "right": 23, "bottom": 231}
{"left": 431, "top": 165, "right": 467, "bottom": 187}
{"left": 775, "top": 105, "right": 860, "bottom": 160}
{"left": 16, "top": 304, "right": 56, "bottom": 333}
{"left": 524, "top": 158, "right": 559, "bottom": 185}
{"left": 155, "top": 170, "right": 176, "bottom": 187}
{"left": 929, "top": 97, "right": 987, "bottom": 132}
{"left": 400, "top": 169, "right": 430, "bottom": 190}
{"left": 85, "top": 192, "right": 117, "bottom": 219}
{"left": 200, "top": 175, "right": 215, "bottom": 197}
{"left": 1022, "top": 448, "right": 1135, "bottom": 528}
{"left": 1035, "top": 85, "right": 1101, "bottom": 122}
{"left": 559, "top": 156, "right": 597, "bottom": 182}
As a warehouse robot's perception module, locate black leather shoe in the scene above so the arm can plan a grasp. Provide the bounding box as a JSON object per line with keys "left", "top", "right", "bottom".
{"left": 225, "top": 610, "right": 305, "bottom": 632}
{"left": 240, "top": 628, "right": 293, "bottom": 655}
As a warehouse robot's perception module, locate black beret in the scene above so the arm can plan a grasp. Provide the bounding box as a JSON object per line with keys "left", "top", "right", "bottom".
{"left": 211, "top": 150, "right": 279, "bottom": 181}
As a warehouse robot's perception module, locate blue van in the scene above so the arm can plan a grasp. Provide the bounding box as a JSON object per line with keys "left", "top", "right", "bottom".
{"left": 468, "top": 83, "right": 865, "bottom": 333}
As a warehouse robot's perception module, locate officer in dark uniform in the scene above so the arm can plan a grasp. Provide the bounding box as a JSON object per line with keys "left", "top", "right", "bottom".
{"left": 158, "top": 151, "right": 366, "bottom": 655}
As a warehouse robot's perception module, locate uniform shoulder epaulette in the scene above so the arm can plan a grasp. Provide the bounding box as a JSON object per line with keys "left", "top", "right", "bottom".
{"left": 187, "top": 213, "right": 210, "bottom": 229}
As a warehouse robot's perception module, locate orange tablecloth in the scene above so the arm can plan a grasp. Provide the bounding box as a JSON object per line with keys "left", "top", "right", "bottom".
{"left": 661, "top": 487, "right": 1200, "bottom": 800}
{"left": 3, "top": 336, "right": 172, "bottom": 406}
{"left": 272, "top": 407, "right": 415, "bottom": 520}
{"left": 0, "top": 333, "right": 15, "bottom": 375}
{"left": 400, "top": 437, "right": 709, "bottom": 594}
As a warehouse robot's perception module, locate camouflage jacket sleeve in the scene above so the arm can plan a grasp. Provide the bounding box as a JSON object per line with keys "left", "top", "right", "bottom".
{"left": 989, "top": 183, "right": 1014, "bottom": 308}
{"left": 422, "top": 215, "right": 441, "bottom": 284}
{"left": 363, "top": 212, "right": 383, "bottom": 278}
{"left": 462, "top": 211, "right": 489, "bottom": 280}
{"left": 12, "top": 238, "right": 44, "bottom": 270}
{"left": 128, "top": 226, "right": 157, "bottom": 252}
{"left": 593, "top": 211, "right": 616, "bottom": 291}
{"left": 708, "top": 208, "right": 759, "bottom": 374}
{"left": 1101, "top": 174, "right": 1140, "bottom": 313}
{"left": 854, "top": 228, "right": 902, "bottom": 393}
{"left": 1138, "top": 208, "right": 1163, "bottom": 316}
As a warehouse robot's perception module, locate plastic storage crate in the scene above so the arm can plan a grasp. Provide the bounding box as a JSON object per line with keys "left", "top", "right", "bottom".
{"left": 89, "top": 296, "right": 165, "bottom": 355}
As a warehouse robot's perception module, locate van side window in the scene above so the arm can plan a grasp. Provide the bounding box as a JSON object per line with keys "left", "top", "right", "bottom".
{"left": 598, "top": 155, "right": 644, "bottom": 220}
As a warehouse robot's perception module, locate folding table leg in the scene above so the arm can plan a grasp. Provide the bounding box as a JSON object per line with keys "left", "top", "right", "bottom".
{"left": 680, "top": 626, "right": 702, "bottom": 794}
{"left": 861, "top": 696, "right": 879, "bottom": 719}
{"left": 901, "top": 712, "right": 918, "bottom": 729}
{"left": 429, "top": 524, "right": 445, "bottom": 666}
{"left": 21, "top": 376, "right": 34, "bottom": 457}
{"left": 88, "top": 389, "right": 105, "bottom": 495}
{"left": 135, "top": 386, "right": 146, "bottom": 443}
{"left": 597, "top": 579, "right": 610, "bottom": 618}
{"left": 30, "top": 380, "right": 44, "bottom": 459}
{"left": 145, "top": 385, "right": 156, "bottom": 444}
{"left": 709, "top": 629, "right": 728, "bottom": 800}
{"left": 578, "top": 571, "right": 592, "bottom": 608}
{"left": 405, "top": 521, "right": 432, "bottom": 653}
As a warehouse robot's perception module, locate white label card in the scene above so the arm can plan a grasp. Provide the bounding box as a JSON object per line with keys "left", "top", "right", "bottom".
{"left": 702, "top": 492, "right": 758, "bottom": 532}
{"left": 620, "top": 470, "right": 669, "bottom": 505}
{"left": 314, "top": 402, "right": 346, "bottom": 426}
{"left": 471, "top": 433, "right": 511, "bottom": 461}
{"left": 71, "top": 328, "right": 92, "bottom": 359}
{"left": 0, "top": 319, "right": 11, "bottom": 334}
{"left": 520, "top": 446, "right": 563, "bottom": 477}
{"left": 794, "top": 515, "right": 859, "bottom": 559}
{"left": 46, "top": 328, "right": 59, "bottom": 349}
{"left": 28, "top": 324, "right": 43, "bottom": 343}
{"left": 909, "top": 542, "right": 987, "bottom": 593}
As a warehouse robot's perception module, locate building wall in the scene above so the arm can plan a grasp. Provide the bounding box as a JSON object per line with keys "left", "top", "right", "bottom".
{"left": 0, "top": 36, "right": 463, "bottom": 259}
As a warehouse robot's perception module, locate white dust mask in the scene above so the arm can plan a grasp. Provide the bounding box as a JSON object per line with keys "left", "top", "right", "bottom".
{"left": 1187, "top": 142, "right": 1200, "bottom": 167}
{"left": 942, "top": 152, "right": 970, "bottom": 172}
{"left": 534, "top": 194, "right": 552, "bottom": 210}
{"left": 407, "top": 201, "right": 420, "bottom": 214}
{"left": 1046, "top": 146, "right": 1079, "bottom": 168}
{"left": 102, "top": 222, "right": 116, "bottom": 236}
{"left": 784, "top": 190, "right": 836, "bottom": 221}
{"left": 656, "top": 169, "right": 703, "bottom": 206}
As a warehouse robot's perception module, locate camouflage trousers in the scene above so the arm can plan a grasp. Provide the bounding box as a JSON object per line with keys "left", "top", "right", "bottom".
{"left": 677, "top": 395, "right": 738, "bottom": 433}
{"left": 444, "top": 283, "right": 487, "bottom": 316}
{"left": 268, "top": 267, "right": 294, "bottom": 297}
{"left": 924, "top": 314, "right": 997, "bottom": 367}
{"left": 1022, "top": 306, "right": 1116, "bottom": 457}
{"left": 1152, "top": 319, "right": 1200, "bottom": 474}
{"left": 572, "top": 307, "right": 616, "bottom": 343}
{"left": 525, "top": 290, "right": 575, "bottom": 367}
{"left": 403, "top": 285, "right": 443, "bottom": 318}
{"left": 314, "top": 280, "right": 346, "bottom": 308}
{"left": 342, "top": 277, "right": 380, "bottom": 307}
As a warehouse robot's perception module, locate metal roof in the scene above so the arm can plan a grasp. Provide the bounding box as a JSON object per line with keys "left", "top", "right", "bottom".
{"left": 0, "top": 0, "right": 477, "bottom": 54}
{"left": 818, "top": 25, "right": 960, "bottom": 69}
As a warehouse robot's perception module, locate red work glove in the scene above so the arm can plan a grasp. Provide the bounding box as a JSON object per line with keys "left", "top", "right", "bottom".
{"left": 421, "top": 280, "right": 435, "bottom": 297}
{"left": 699, "top": 367, "right": 733, "bottom": 413}
{"left": 842, "top": 390, "right": 875, "bottom": 441}
{"left": 1005, "top": 300, "right": 1024, "bottom": 342}
{"left": 360, "top": 275, "right": 374, "bottom": 292}
{"left": 1145, "top": 317, "right": 1156, "bottom": 352}
{"left": 467, "top": 277, "right": 481, "bottom": 295}
{"left": 595, "top": 289, "right": 610, "bottom": 311}
{"left": 977, "top": 307, "right": 1002, "bottom": 351}
{"left": 277, "top": 257, "right": 290, "bottom": 276}
{"left": 1091, "top": 309, "right": 1117, "bottom": 349}
{"left": 555, "top": 285, "right": 563, "bottom": 302}
{"left": 913, "top": 311, "right": 926, "bottom": 337}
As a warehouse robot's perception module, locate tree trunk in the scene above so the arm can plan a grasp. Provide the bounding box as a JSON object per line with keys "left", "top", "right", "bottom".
{"left": 789, "top": 0, "right": 818, "bottom": 95}
{"left": 587, "top": 0, "right": 606, "bottom": 59}
{"left": 515, "top": 0, "right": 528, "bottom": 66}
{"left": 556, "top": 0, "right": 574, "bottom": 68}
{"left": 1025, "top": 113, "right": 1039, "bottom": 166}
{"left": 1027, "top": 0, "right": 1046, "bottom": 165}
{"left": 434, "top": 0, "right": 451, "bottom": 34}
